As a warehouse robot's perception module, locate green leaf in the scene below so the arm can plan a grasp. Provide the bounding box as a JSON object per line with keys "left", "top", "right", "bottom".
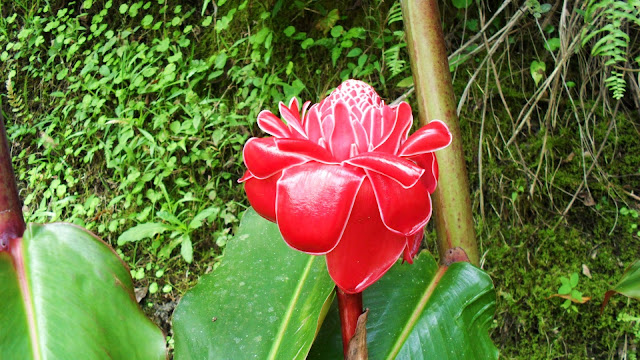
{"left": 558, "top": 284, "right": 572, "bottom": 295}
{"left": 544, "top": 37, "right": 561, "bottom": 52}
{"left": 180, "top": 235, "right": 193, "bottom": 263}
{"left": 604, "top": 260, "right": 640, "bottom": 308}
{"left": 173, "top": 208, "right": 335, "bottom": 359}
{"left": 0, "top": 223, "right": 165, "bottom": 359}
{"left": 117, "top": 222, "right": 170, "bottom": 246}
{"left": 301, "top": 38, "right": 314, "bottom": 49}
{"left": 397, "top": 76, "right": 414, "bottom": 88}
{"left": 310, "top": 251, "right": 497, "bottom": 359}
{"left": 570, "top": 272, "right": 579, "bottom": 287}
{"left": 530, "top": 60, "right": 546, "bottom": 87}
{"left": 346, "top": 47, "right": 362, "bottom": 58}
{"left": 284, "top": 25, "right": 296, "bottom": 37}
{"left": 452, "top": 0, "right": 473, "bottom": 9}
{"left": 330, "top": 25, "right": 343, "bottom": 38}
{"left": 188, "top": 206, "right": 219, "bottom": 230}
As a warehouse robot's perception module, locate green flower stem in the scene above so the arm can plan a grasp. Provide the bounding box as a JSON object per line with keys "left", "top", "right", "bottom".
{"left": 337, "top": 287, "right": 364, "bottom": 357}
{"left": 401, "top": 0, "right": 479, "bottom": 265}
{"left": 0, "top": 111, "right": 25, "bottom": 251}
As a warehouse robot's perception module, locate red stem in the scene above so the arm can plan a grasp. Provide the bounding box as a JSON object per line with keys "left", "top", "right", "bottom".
{"left": 337, "top": 287, "right": 363, "bottom": 357}
{"left": 0, "top": 110, "right": 25, "bottom": 251}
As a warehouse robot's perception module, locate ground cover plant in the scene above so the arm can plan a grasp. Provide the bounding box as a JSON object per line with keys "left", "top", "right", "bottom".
{"left": 1, "top": 0, "right": 640, "bottom": 358}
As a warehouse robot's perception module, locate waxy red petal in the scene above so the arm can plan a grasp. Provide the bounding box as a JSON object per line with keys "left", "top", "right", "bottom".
{"left": 274, "top": 138, "right": 335, "bottom": 163}
{"left": 329, "top": 101, "right": 356, "bottom": 161}
{"left": 279, "top": 101, "right": 306, "bottom": 138}
{"left": 402, "top": 231, "right": 424, "bottom": 264}
{"left": 366, "top": 170, "right": 432, "bottom": 236}
{"left": 257, "top": 110, "right": 291, "bottom": 138}
{"left": 326, "top": 179, "right": 406, "bottom": 293}
{"left": 244, "top": 173, "right": 280, "bottom": 222}
{"left": 304, "top": 105, "right": 324, "bottom": 144}
{"left": 345, "top": 152, "right": 424, "bottom": 188}
{"left": 374, "top": 102, "right": 413, "bottom": 153}
{"left": 407, "top": 152, "right": 439, "bottom": 193}
{"left": 243, "top": 137, "right": 309, "bottom": 179}
{"left": 399, "top": 120, "right": 452, "bottom": 157}
{"left": 352, "top": 120, "right": 369, "bottom": 154}
{"left": 238, "top": 170, "right": 253, "bottom": 183}
{"left": 288, "top": 97, "right": 300, "bottom": 119}
{"left": 276, "top": 163, "right": 365, "bottom": 255}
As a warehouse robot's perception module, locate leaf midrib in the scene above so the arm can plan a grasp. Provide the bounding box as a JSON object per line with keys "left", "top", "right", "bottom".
{"left": 385, "top": 265, "right": 448, "bottom": 359}
{"left": 266, "top": 255, "right": 316, "bottom": 360}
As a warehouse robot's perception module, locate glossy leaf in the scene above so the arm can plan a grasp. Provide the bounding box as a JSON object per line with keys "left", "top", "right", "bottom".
{"left": 172, "top": 208, "right": 335, "bottom": 359}
{"left": 309, "top": 251, "right": 497, "bottom": 359}
{"left": 602, "top": 259, "right": 640, "bottom": 309}
{"left": 0, "top": 223, "right": 166, "bottom": 359}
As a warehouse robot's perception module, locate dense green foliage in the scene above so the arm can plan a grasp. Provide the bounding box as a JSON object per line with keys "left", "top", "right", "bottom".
{"left": 1, "top": 0, "right": 639, "bottom": 358}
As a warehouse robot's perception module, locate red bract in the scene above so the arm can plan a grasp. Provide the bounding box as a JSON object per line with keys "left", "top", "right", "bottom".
{"left": 240, "top": 80, "right": 452, "bottom": 293}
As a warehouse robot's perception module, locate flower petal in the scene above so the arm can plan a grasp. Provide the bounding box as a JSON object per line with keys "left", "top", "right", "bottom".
{"left": 276, "top": 163, "right": 365, "bottom": 255}
{"left": 374, "top": 102, "right": 413, "bottom": 153}
{"left": 304, "top": 105, "right": 324, "bottom": 144}
{"left": 352, "top": 120, "right": 369, "bottom": 154}
{"left": 402, "top": 230, "right": 423, "bottom": 264}
{"left": 244, "top": 173, "right": 280, "bottom": 222}
{"left": 274, "top": 138, "right": 335, "bottom": 163}
{"left": 288, "top": 97, "right": 300, "bottom": 119}
{"left": 399, "top": 120, "right": 452, "bottom": 157}
{"left": 257, "top": 110, "right": 291, "bottom": 138}
{"left": 344, "top": 152, "right": 424, "bottom": 188}
{"left": 243, "top": 137, "right": 310, "bottom": 179}
{"left": 329, "top": 101, "right": 356, "bottom": 161}
{"left": 366, "top": 170, "right": 432, "bottom": 236}
{"left": 407, "top": 152, "right": 439, "bottom": 193}
{"left": 325, "top": 178, "right": 406, "bottom": 293}
{"left": 279, "top": 101, "right": 306, "bottom": 138}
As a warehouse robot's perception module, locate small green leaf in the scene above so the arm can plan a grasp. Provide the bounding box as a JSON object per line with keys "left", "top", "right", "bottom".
{"left": 188, "top": 206, "right": 220, "bottom": 230}
{"left": 544, "top": 37, "right": 561, "bottom": 52}
{"left": 141, "top": 14, "right": 153, "bottom": 27}
{"left": 149, "top": 282, "right": 159, "bottom": 294}
{"left": 301, "top": 38, "right": 314, "bottom": 49}
{"left": 180, "top": 236, "right": 193, "bottom": 263}
{"left": 530, "top": 60, "right": 546, "bottom": 87}
{"left": 119, "top": 3, "right": 128, "bottom": 14}
{"left": 452, "top": 0, "right": 473, "bottom": 9}
{"left": 117, "top": 223, "right": 170, "bottom": 246}
{"left": 347, "top": 47, "right": 362, "bottom": 58}
{"left": 284, "top": 25, "right": 296, "bottom": 37}
{"left": 570, "top": 272, "right": 579, "bottom": 287}
{"left": 558, "top": 284, "right": 572, "bottom": 295}
{"left": 397, "top": 76, "right": 414, "bottom": 88}
{"left": 330, "top": 25, "right": 343, "bottom": 38}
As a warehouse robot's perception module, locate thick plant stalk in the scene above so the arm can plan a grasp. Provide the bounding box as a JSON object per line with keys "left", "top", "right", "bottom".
{"left": 401, "top": 0, "right": 479, "bottom": 265}
{"left": 336, "top": 288, "right": 363, "bottom": 357}
{"left": 0, "top": 110, "right": 25, "bottom": 250}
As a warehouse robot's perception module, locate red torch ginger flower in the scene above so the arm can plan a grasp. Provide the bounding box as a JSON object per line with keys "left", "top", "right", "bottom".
{"left": 240, "top": 80, "right": 451, "bottom": 293}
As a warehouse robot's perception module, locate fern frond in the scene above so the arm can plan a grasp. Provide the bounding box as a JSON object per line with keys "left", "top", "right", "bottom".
{"left": 387, "top": 1, "right": 403, "bottom": 26}
{"left": 582, "top": 0, "right": 640, "bottom": 99}
{"left": 384, "top": 44, "right": 406, "bottom": 78}
{"left": 6, "top": 73, "right": 31, "bottom": 122}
